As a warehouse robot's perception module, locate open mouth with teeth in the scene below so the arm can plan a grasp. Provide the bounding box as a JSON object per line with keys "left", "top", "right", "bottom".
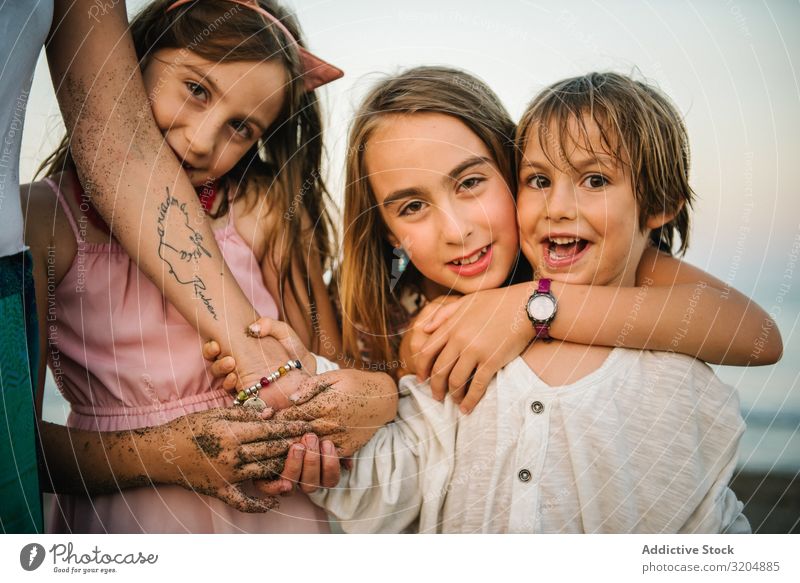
{"left": 544, "top": 236, "right": 590, "bottom": 266}
{"left": 450, "top": 246, "right": 489, "bottom": 266}
{"left": 447, "top": 245, "right": 493, "bottom": 276}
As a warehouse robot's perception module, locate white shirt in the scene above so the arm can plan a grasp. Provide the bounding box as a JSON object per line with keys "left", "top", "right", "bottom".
{"left": 0, "top": 1, "right": 53, "bottom": 257}
{"left": 312, "top": 349, "right": 749, "bottom": 533}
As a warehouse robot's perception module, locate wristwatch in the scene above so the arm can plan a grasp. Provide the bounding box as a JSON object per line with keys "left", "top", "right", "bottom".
{"left": 526, "top": 278, "right": 557, "bottom": 342}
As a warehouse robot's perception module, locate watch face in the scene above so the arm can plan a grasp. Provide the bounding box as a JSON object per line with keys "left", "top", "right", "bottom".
{"left": 529, "top": 295, "right": 556, "bottom": 321}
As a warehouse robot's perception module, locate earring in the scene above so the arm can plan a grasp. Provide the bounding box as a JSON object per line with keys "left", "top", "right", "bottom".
{"left": 390, "top": 246, "right": 409, "bottom": 291}
{"left": 393, "top": 246, "right": 409, "bottom": 274}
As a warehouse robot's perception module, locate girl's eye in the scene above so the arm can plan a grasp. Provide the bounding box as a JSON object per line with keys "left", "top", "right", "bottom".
{"left": 229, "top": 120, "right": 253, "bottom": 140}
{"left": 526, "top": 174, "right": 550, "bottom": 189}
{"left": 399, "top": 200, "right": 426, "bottom": 217}
{"left": 458, "top": 176, "right": 484, "bottom": 191}
{"left": 186, "top": 82, "right": 208, "bottom": 102}
{"left": 583, "top": 174, "right": 609, "bottom": 189}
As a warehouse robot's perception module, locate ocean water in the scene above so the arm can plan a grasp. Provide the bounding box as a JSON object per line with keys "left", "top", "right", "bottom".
{"left": 41, "top": 294, "right": 799, "bottom": 474}
{"left": 714, "top": 295, "right": 800, "bottom": 473}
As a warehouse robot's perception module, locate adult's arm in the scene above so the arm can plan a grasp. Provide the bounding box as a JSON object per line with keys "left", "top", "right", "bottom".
{"left": 38, "top": 411, "right": 326, "bottom": 512}
{"left": 46, "top": 0, "right": 299, "bottom": 391}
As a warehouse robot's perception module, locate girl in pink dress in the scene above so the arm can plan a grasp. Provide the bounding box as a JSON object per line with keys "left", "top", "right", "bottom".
{"left": 23, "top": 0, "right": 345, "bottom": 533}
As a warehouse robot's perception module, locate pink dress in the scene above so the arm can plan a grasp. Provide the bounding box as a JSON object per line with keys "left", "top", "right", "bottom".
{"left": 45, "top": 177, "right": 331, "bottom": 533}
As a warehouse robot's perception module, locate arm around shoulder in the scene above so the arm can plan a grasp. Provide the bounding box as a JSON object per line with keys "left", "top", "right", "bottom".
{"left": 549, "top": 248, "right": 783, "bottom": 365}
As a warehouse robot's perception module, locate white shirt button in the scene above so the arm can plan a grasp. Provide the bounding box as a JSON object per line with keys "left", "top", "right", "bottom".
{"left": 531, "top": 401, "right": 544, "bottom": 414}
{"left": 518, "top": 469, "right": 532, "bottom": 482}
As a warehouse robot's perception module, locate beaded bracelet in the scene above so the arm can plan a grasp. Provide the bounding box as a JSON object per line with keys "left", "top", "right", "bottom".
{"left": 233, "top": 359, "right": 302, "bottom": 409}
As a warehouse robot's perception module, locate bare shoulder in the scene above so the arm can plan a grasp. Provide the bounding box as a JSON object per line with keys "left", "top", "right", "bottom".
{"left": 21, "top": 175, "right": 79, "bottom": 282}
{"left": 20, "top": 179, "right": 60, "bottom": 247}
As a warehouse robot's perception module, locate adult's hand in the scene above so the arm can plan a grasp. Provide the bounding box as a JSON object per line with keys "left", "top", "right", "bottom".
{"left": 143, "top": 407, "right": 341, "bottom": 512}
{"left": 273, "top": 369, "right": 399, "bottom": 458}
{"left": 41, "top": 407, "right": 340, "bottom": 513}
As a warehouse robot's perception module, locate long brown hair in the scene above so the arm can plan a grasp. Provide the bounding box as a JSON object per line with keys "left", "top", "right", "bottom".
{"left": 38, "top": 0, "right": 335, "bottom": 341}
{"left": 517, "top": 72, "right": 693, "bottom": 255}
{"left": 339, "top": 66, "right": 517, "bottom": 369}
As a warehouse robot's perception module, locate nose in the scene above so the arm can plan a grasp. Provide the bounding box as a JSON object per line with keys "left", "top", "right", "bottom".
{"left": 545, "top": 178, "right": 578, "bottom": 222}
{"left": 437, "top": 198, "right": 474, "bottom": 246}
{"left": 185, "top": 116, "right": 217, "bottom": 161}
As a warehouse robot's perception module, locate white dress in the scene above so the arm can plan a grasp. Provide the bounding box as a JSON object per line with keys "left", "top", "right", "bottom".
{"left": 312, "top": 349, "right": 749, "bottom": 533}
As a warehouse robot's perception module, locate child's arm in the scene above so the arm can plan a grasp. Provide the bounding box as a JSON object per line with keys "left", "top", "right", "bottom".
{"left": 559, "top": 247, "right": 783, "bottom": 363}
{"left": 398, "top": 296, "right": 461, "bottom": 378}
{"left": 48, "top": 0, "right": 300, "bottom": 393}
{"left": 417, "top": 248, "right": 781, "bottom": 412}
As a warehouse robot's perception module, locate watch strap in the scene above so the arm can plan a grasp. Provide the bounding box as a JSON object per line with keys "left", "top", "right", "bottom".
{"left": 531, "top": 278, "right": 554, "bottom": 342}
{"left": 534, "top": 323, "right": 551, "bottom": 341}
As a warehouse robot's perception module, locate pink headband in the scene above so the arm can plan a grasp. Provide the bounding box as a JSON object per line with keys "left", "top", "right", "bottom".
{"left": 166, "top": 0, "right": 344, "bottom": 92}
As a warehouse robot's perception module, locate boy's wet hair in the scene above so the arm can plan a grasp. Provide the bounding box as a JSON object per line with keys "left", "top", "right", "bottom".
{"left": 517, "top": 72, "right": 693, "bottom": 255}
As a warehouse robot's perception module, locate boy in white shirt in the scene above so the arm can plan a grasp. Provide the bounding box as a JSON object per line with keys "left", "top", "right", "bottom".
{"left": 309, "top": 72, "right": 749, "bottom": 533}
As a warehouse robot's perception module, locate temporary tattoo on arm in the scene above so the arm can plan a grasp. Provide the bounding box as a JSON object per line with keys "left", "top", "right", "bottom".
{"left": 156, "top": 188, "right": 218, "bottom": 320}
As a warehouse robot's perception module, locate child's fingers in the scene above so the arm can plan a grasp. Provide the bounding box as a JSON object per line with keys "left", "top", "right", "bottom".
{"left": 246, "top": 317, "right": 275, "bottom": 338}
{"left": 253, "top": 478, "right": 293, "bottom": 497}
{"left": 210, "top": 355, "right": 236, "bottom": 378}
{"left": 320, "top": 440, "right": 341, "bottom": 488}
{"left": 298, "top": 434, "right": 321, "bottom": 494}
{"left": 422, "top": 300, "right": 462, "bottom": 334}
{"left": 459, "top": 365, "right": 494, "bottom": 414}
{"left": 447, "top": 355, "right": 478, "bottom": 399}
{"left": 247, "top": 316, "right": 299, "bottom": 343}
{"left": 222, "top": 372, "right": 238, "bottom": 392}
{"left": 429, "top": 344, "right": 459, "bottom": 401}
{"left": 416, "top": 331, "right": 449, "bottom": 382}
{"left": 202, "top": 340, "right": 221, "bottom": 361}
{"left": 247, "top": 317, "right": 315, "bottom": 373}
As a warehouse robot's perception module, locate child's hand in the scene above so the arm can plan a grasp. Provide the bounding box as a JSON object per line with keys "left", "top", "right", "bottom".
{"left": 202, "top": 340, "right": 239, "bottom": 391}
{"left": 202, "top": 317, "right": 317, "bottom": 399}
{"left": 255, "top": 433, "right": 341, "bottom": 496}
{"left": 416, "top": 284, "right": 535, "bottom": 413}
{"left": 399, "top": 296, "right": 461, "bottom": 377}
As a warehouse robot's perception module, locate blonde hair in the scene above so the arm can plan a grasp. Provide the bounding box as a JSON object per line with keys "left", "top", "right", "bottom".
{"left": 517, "top": 72, "right": 693, "bottom": 255}
{"left": 339, "top": 66, "right": 516, "bottom": 368}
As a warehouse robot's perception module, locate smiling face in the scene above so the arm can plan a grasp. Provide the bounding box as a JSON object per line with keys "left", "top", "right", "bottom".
{"left": 517, "top": 114, "right": 670, "bottom": 287}
{"left": 142, "top": 49, "right": 287, "bottom": 187}
{"left": 365, "top": 113, "right": 519, "bottom": 296}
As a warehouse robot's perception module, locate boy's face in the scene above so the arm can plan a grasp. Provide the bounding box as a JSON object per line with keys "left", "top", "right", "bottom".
{"left": 517, "top": 115, "right": 662, "bottom": 287}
